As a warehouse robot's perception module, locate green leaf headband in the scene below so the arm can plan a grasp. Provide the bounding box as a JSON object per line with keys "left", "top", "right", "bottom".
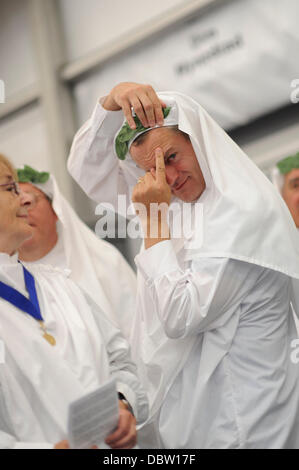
{"left": 276, "top": 152, "right": 299, "bottom": 175}
{"left": 17, "top": 165, "right": 50, "bottom": 184}
{"left": 115, "top": 107, "right": 171, "bottom": 160}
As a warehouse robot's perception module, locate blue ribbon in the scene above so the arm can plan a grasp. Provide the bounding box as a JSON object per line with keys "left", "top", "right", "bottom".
{"left": 0, "top": 264, "right": 43, "bottom": 321}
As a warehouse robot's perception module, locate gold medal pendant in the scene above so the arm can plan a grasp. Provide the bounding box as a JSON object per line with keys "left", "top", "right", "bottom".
{"left": 43, "top": 331, "right": 56, "bottom": 346}
{"left": 39, "top": 321, "right": 56, "bottom": 346}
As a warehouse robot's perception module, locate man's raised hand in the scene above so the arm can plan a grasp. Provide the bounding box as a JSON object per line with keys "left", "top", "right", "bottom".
{"left": 103, "top": 82, "right": 166, "bottom": 130}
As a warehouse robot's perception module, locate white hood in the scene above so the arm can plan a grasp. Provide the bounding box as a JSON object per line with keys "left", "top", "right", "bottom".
{"left": 115, "top": 91, "right": 299, "bottom": 279}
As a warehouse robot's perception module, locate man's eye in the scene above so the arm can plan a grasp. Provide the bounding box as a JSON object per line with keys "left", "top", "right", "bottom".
{"left": 6, "top": 186, "right": 14, "bottom": 192}
{"left": 166, "top": 153, "right": 177, "bottom": 163}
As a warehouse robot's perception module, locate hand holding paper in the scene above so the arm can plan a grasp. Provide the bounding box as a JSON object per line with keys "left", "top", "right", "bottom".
{"left": 67, "top": 378, "right": 135, "bottom": 449}
{"left": 105, "top": 400, "right": 137, "bottom": 449}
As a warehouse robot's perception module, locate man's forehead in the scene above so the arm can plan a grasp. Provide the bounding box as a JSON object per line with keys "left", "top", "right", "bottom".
{"left": 285, "top": 168, "right": 299, "bottom": 183}
{"left": 145, "top": 127, "right": 174, "bottom": 145}
{"left": 131, "top": 128, "right": 176, "bottom": 167}
{"left": 19, "top": 182, "right": 45, "bottom": 196}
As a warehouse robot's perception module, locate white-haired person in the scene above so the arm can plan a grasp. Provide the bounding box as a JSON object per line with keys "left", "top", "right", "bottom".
{"left": 0, "top": 153, "right": 148, "bottom": 449}
{"left": 68, "top": 82, "right": 299, "bottom": 449}
{"left": 16, "top": 165, "right": 136, "bottom": 341}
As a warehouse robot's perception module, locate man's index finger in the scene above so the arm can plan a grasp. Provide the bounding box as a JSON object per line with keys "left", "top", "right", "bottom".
{"left": 155, "top": 148, "right": 166, "bottom": 183}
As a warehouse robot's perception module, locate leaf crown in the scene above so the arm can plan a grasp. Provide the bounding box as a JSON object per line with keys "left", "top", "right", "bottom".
{"left": 115, "top": 107, "right": 171, "bottom": 160}
{"left": 277, "top": 152, "right": 299, "bottom": 174}
{"left": 17, "top": 165, "right": 50, "bottom": 183}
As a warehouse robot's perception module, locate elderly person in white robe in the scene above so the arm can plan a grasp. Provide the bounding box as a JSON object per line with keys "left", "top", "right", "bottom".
{"left": 0, "top": 154, "right": 148, "bottom": 449}
{"left": 15, "top": 164, "right": 136, "bottom": 341}
{"left": 68, "top": 82, "right": 299, "bottom": 449}
{"left": 271, "top": 153, "right": 299, "bottom": 228}
{"left": 271, "top": 153, "right": 299, "bottom": 329}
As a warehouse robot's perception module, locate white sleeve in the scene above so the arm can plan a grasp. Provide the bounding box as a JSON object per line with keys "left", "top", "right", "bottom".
{"left": 67, "top": 100, "right": 129, "bottom": 207}
{"left": 135, "top": 240, "right": 259, "bottom": 339}
{"left": 86, "top": 295, "right": 148, "bottom": 425}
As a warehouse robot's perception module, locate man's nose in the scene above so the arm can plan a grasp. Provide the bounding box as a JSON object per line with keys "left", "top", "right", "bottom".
{"left": 165, "top": 166, "right": 179, "bottom": 187}
{"left": 19, "top": 190, "right": 33, "bottom": 207}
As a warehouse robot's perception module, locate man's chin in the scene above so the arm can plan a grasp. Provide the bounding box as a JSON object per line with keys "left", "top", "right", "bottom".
{"left": 176, "top": 193, "right": 201, "bottom": 203}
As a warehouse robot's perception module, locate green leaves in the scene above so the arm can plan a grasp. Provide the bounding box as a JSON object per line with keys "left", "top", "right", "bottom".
{"left": 17, "top": 165, "right": 50, "bottom": 183}
{"left": 163, "top": 107, "right": 171, "bottom": 119}
{"left": 115, "top": 106, "right": 172, "bottom": 160}
{"left": 117, "top": 122, "right": 136, "bottom": 143}
{"left": 277, "top": 152, "right": 299, "bottom": 174}
{"left": 115, "top": 140, "right": 128, "bottom": 161}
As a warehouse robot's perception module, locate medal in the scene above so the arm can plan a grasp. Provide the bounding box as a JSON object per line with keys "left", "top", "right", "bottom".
{"left": 39, "top": 321, "right": 56, "bottom": 346}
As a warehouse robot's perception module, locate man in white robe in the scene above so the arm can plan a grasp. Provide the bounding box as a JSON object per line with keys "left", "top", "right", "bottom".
{"left": 0, "top": 154, "right": 148, "bottom": 449}
{"left": 271, "top": 153, "right": 299, "bottom": 328}
{"left": 16, "top": 165, "right": 136, "bottom": 340}
{"left": 67, "top": 82, "right": 299, "bottom": 449}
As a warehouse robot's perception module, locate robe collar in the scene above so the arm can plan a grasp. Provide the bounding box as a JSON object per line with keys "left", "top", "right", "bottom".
{"left": 0, "top": 251, "right": 27, "bottom": 296}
